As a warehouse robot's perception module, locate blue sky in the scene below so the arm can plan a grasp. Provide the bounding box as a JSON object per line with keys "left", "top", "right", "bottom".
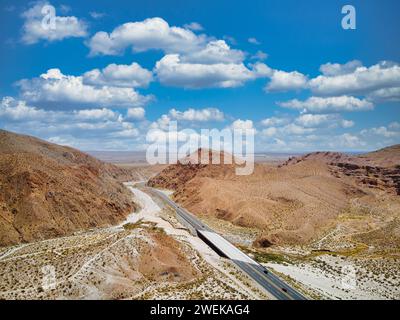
{"left": 0, "top": 0, "right": 399, "bottom": 151}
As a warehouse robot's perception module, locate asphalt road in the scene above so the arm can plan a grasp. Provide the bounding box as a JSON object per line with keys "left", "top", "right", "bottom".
{"left": 140, "top": 183, "right": 306, "bottom": 300}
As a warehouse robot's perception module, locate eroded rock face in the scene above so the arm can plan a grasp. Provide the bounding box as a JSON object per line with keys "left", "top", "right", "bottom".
{"left": 331, "top": 163, "right": 400, "bottom": 195}
{"left": 0, "top": 130, "right": 137, "bottom": 246}
{"left": 281, "top": 147, "right": 400, "bottom": 195}
{"left": 148, "top": 146, "right": 399, "bottom": 246}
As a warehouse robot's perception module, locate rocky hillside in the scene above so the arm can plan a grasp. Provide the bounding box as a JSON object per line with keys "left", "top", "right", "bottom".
{"left": 281, "top": 145, "right": 400, "bottom": 195}
{"left": 148, "top": 149, "right": 237, "bottom": 190}
{"left": 360, "top": 144, "right": 400, "bottom": 167}
{"left": 0, "top": 130, "right": 137, "bottom": 246}
{"left": 148, "top": 147, "right": 400, "bottom": 246}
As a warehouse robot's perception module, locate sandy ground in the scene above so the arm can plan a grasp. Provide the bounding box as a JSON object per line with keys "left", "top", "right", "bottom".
{"left": 0, "top": 182, "right": 267, "bottom": 300}
{"left": 123, "top": 182, "right": 268, "bottom": 299}
{"left": 266, "top": 260, "right": 373, "bottom": 300}
{"left": 264, "top": 252, "right": 400, "bottom": 300}
{"left": 159, "top": 188, "right": 400, "bottom": 300}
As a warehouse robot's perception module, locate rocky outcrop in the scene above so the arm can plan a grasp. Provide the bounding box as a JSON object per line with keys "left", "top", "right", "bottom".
{"left": 281, "top": 146, "right": 400, "bottom": 195}
{"left": 148, "top": 146, "right": 399, "bottom": 246}
{"left": 0, "top": 130, "right": 137, "bottom": 246}
{"left": 332, "top": 163, "right": 400, "bottom": 195}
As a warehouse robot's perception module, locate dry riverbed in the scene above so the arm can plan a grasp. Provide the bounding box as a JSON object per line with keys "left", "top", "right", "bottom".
{"left": 0, "top": 183, "right": 266, "bottom": 300}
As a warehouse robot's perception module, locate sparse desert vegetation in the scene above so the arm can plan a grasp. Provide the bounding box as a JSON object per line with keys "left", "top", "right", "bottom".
{"left": 1, "top": 140, "right": 399, "bottom": 300}
{"left": 0, "top": 130, "right": 137, "bottom": 247}
{"left": 148, "top": 147, "right": 400, "bottom": 299}
{"left": 0, "top": 184, "right": 265, "bottom": 300}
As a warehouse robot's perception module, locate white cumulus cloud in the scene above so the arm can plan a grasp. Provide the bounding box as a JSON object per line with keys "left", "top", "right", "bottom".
{"left": 332, "top": 133, "right": 365, "bottom": 148}
{"left": 281, "top": 123, "right": 315, "bottom": 135}
{"left": 17, "top": 68, "right": 152, "bottom": 108}
{"left": 309, "top": 61, "right": 400, "bottom": 97}
{"left": 266, "top": 70, "right": 308, "bottom": 92}
{"left": 319, "top": 60, "right": 362, "bottom": 76}
{"left": 21, "top": 1, "right": 87, "bottom": 44}
{"left": 0, "top": 96, "right": 46, "bottom": 120}
{"left": 126, "top": 107, "right": 145, "bottom": 120}
{"left": 367, "top": 86, "right": 400, "bottom": 102}
{"left": 279, "top": 96, "right": 373, "bottom": 113}
{"left": 82, "top": 62, "right": 153, "bottom": 88}
{"left": 74, "top": 108, "right": 119, "bottom": 121}
{"left": 181, "top": 40, "right": 245, "bottom": 64}
{"left": 87, "top": 17, "right": 208, "bottom": 56}
{"left": 261, "top": 117, "right": 289, "bottom": 127}
{"left": 361, "top": 126, "right": 400, "bottom": 138}
{"left": 154, "top": 54, "right": 255, "bottom": 88}
{"left": 295, "top": 113, "right": 354, "bottom": 128}
{"left": 169, "top": 108, "right": 224, "bottom": 122}
{"left": 0, "top": 97, "right": 145, "bottom": 150}
{"left": 295, "top": 114, "right": 336, "bottom": 127}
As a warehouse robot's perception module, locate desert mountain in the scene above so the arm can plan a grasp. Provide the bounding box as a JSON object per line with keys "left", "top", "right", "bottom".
{"left": 148, "top": 147, "right": 400, "bottom": 246}
{"left": 360, "top": 144, "right": 400, "bottom": 167}
{"left": 281, "top": 145, "right": 400, "bottom": 195}
{"left": 0, "top": 130, "right": 137, "bottom": 246}
{"left": 282, "top": 145, "right": 400, "bottom": 168}
{"left": 148, "top": 149, "right": 238, "bottom": 190}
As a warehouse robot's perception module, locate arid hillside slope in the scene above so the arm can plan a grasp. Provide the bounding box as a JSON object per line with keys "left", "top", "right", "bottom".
{"left": 282, "top": 145, "right": 400, "bottom": 195}
{"left": 0, "top": 130, "right": 136, "bottom": 246}
{"left": 361, "top": 144, "right": 400, "bottom": 167}
{"left": 148, "top": 147, "right": 400, "bottom": 246}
